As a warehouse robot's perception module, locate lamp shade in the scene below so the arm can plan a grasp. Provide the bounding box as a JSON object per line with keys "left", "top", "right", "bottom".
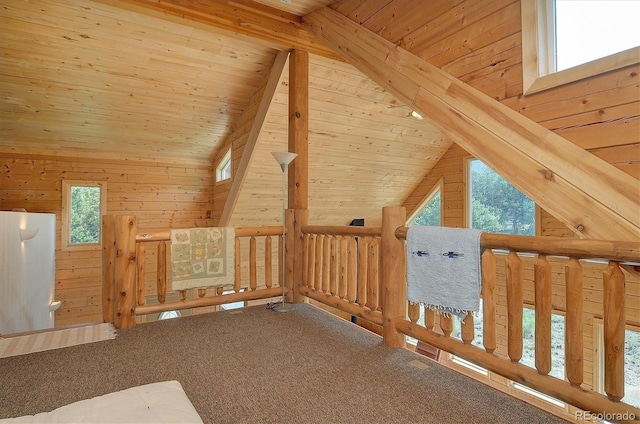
{"left": 271, "top": 152, "right": 298, "bottom": 172}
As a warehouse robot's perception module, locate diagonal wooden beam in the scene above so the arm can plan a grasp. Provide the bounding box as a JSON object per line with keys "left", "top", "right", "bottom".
{"left": 303, "top": 7, "right": 640, "bottom": 242}
{"left": 94, "top": 0, "right": 338, "bottom": 59}
{"left": 219, "top": 50, "right": 289, "bottom": 226}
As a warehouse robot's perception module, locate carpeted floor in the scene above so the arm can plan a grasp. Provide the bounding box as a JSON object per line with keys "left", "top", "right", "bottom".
{"left": 0, "top": 304, "right": 568, "bottom": 423}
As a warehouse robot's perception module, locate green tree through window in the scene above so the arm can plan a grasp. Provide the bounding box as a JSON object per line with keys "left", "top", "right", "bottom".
{"left": 410, "top": 191, "right": 441, "bottom": 227}
{"left": 469, "top": 160, "right": 535, "bottom": 235}
{"left": 70, "top": 186, "right": 101, "bottom": 244}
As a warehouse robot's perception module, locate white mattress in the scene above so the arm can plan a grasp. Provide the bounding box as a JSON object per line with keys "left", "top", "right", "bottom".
{"left": 0, "top": 381, "right": 203, "bottom": 423}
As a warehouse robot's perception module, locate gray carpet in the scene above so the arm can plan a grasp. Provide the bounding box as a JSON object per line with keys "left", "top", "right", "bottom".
{"left": 0, "top": 304, "right": 567, "bottom": 423}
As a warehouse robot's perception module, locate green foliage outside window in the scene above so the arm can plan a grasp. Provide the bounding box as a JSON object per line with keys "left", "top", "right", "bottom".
{"left": 410, "top": 192, "right": 440, "bottom": 227}
{"left": 70, "top": 186, "right": 101, "bottom": 244}
{"left": 470, "top": 160, "right": 535, "bottom": 235}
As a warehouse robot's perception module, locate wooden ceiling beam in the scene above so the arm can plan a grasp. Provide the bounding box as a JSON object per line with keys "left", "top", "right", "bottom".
{"left": 303, "top": 7, "right": 640, "bottom": 242}
{"left": 219, "top": 50, "right": 289, "bottom": 226}
{"left": 94, "top": 0, "right": 339, "bottom": 59}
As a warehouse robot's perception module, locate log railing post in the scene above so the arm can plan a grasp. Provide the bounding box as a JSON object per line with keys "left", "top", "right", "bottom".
{"left": 506, "top": 251, "right": 523, "bottom": 363}
{"left": 603, "top": 261, "right": 625, "bottom": 401}
{"left": 102, "top": 214, "right": 116, "bottom": 324}
{"left": 381, "top": 206, "right": 406, "bottom": 348}
{"left": 157, "top": 240, "right": 166, "bottom": 304}
{"left": 113, "top": 215, "right": 137, "bottom": 329}
{"left": 565, "top": 257, "right": 583, "bottom": 387}
{"left": 481, "top": 249, "right": 496, "bottom": 353}
{"left": 136, "top": 242, "right": 146, "bottom": 306}
{"left": 534, "top": 255, "right": 552, "bottom": 375}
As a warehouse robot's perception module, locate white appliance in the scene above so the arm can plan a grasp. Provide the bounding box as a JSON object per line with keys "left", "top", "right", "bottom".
{"left": 0, "top": 211, "right": 59, "bottom": 335}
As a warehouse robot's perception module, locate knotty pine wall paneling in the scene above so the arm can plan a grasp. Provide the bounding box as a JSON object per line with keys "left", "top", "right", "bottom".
{"left": 0, "top": 155, "right": 214, "bottom": 328}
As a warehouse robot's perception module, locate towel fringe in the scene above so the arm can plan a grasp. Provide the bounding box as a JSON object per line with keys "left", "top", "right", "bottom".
{"left": 410, "top": 301, "right": 476, "bottom": 324}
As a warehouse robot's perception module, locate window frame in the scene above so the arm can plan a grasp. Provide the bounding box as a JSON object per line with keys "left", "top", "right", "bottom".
{"left": 61, "top": 180, "right": 107, "bottom": 251}
{"left": 406, "top": 177, "right": 443, "bottom": 226}
{"left": 521, "top": 0, "right": 640, "bottom": 95}
{"left": 216, "top": 147, "right": 232, "bottom": 183}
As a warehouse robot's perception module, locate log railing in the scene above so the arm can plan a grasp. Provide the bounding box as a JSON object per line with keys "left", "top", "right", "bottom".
{"left": 392, "top": 221, "right": 640, "bottom": 420}
{"left": 102, "top": 215, "right": 284, "bottom": 329}
{"left": 298, "top": 207, "right": 640, "bottom": 420}
{"left": 299, "top": 225, "right": 384, "bottom": 326}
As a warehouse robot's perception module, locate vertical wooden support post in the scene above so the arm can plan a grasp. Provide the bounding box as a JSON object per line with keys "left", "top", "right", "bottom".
{"left": 102, "top": 215, "right": 116, "bottom": 324}
{"left": 265, "top": 236, "right": 273, "bottom": 288}
{"left": 381, "top": 206, "right": 406, "bottom": 348}
{"left": 440, "top": 315, "right": 453, "bottom": 338}
{"left": 357, "top": 237, "right": 369, "bottom": 306}
{"left": 506, "top": 251, "right": 523, "bottom": 363}
{"left": 368, "top": 240, "right": 380, "bottom": 311}
{"left": 113, "top": 215, "right": 137, "bottom": 329}
{"left": 322, "top": 234, "right": 331, "bottom": 294}
{"left": 291, "top": 208, "right": 306, "bottom": 302}
{"left": 235, "top": 237, "right": 241, "bottom": 293}
{"left": 481, "top": 249, "right": 497, "bottom": 353}
{"left": 288, "top": 49, "right": 309, "bottom": 304}
{"left": 136, "top": 242, "right": 146, "bottom": 306}
{"left": 288, "top": 49, "right": 308, "bottom": 212}
{"left": 534, "top": 255, "right": 552, "bottom": 375}
{"left": 425, "top": 307, "right": 435, "bottom": 332}
{"left": 461, "top": 313, "right": 474, "bottom": 344}
{"left": 306, "top": 234, "right": 315, "bottom": 290}
{"left": 339, "top": 236, "right": 348, "bottom": 299}
{"left": 285, "top": 210, "right": 294, "bottom": 299}
{"left": 329, "top": 236, "right": 338, "bottom": 296}
{"left": 314, "top": 235, "right": 323, "bottom": 291}
{"left": 249, "top": 235, "right": 257, "bottom": 291}
{"left": 278, "top": 235, "right": 283, "bottom": 287}
{"left": 603, "top": 261, "right": 625, "bottom": 401}
{"left": 157, "top": 240, "right": 167, "bottom": 304}
{"left": 565, "top": 257, "right": 583, "bottom": 387}
{"left": 347, "top": 237, "right": 357, "bottom": 303}
{"left": 408, "top": 302, "right": 419, "bottom": 323}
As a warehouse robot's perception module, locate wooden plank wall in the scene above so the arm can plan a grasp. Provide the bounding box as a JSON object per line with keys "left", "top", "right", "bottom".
{"left": 0, "top": 155, "right": 214, "bottom": 327}
{"left": 227, "top": 54, "right": 450, "bottom": 229}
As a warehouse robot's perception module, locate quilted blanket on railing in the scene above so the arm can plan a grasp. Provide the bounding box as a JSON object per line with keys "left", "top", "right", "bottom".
{"left": 170, "top": 227, "right": 235, "bottom": 291}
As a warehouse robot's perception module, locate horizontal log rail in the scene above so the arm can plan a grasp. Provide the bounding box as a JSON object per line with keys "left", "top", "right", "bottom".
{"left": 136, "top": 226, "right": 285, "bottom": 242}
{"left": 395, "top": 228, "right": 640, "bottom": 262}
{"left": 394, "top": 223, "right": 640, "bottom": 420}
{"left": 103, "top": 214, "right": 285, "bottom": 329}
{"left": 300, "top": 225, "right": 383, "bottom": 325}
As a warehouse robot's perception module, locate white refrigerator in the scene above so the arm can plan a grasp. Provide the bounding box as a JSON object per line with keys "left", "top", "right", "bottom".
{"left": 0, "top": 211, "right": 59, "bottom": 335}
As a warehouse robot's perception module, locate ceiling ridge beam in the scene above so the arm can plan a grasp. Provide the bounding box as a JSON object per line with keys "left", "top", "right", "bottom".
{"left": 94, "top": 0, "right": 338, "bottom": 59}
{"left": 219, "top": 50, "right": 289, "bottom": 226}
{"left": 302, "top": 7, "right": 639, "bottom": 241}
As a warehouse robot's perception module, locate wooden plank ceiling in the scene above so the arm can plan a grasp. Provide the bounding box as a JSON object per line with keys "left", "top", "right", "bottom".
{"left": 1, "top": 0, "right": 448, "bottom": 227}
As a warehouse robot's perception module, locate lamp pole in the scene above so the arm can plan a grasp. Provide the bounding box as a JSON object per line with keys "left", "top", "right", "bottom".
{"left": 271, "top": 152, "right": 297, "bottom": 313}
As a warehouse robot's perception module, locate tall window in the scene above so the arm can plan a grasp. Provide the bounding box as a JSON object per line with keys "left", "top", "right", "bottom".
{"left": 521, "top": 0, "right": 640, "bottom": 94}
{"left": 468, "top": 159, "right": 535, "bottom": 235}
{"left": 216, "top": 148, "right": 232, "bottom": 182}
{"left": 61, "top": 180, "right": 106, "bottom": 251}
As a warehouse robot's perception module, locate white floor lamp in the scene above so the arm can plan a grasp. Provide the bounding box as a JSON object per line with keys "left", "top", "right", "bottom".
{"left": 271, "top": 151, "right": 298, "bottom": 313}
